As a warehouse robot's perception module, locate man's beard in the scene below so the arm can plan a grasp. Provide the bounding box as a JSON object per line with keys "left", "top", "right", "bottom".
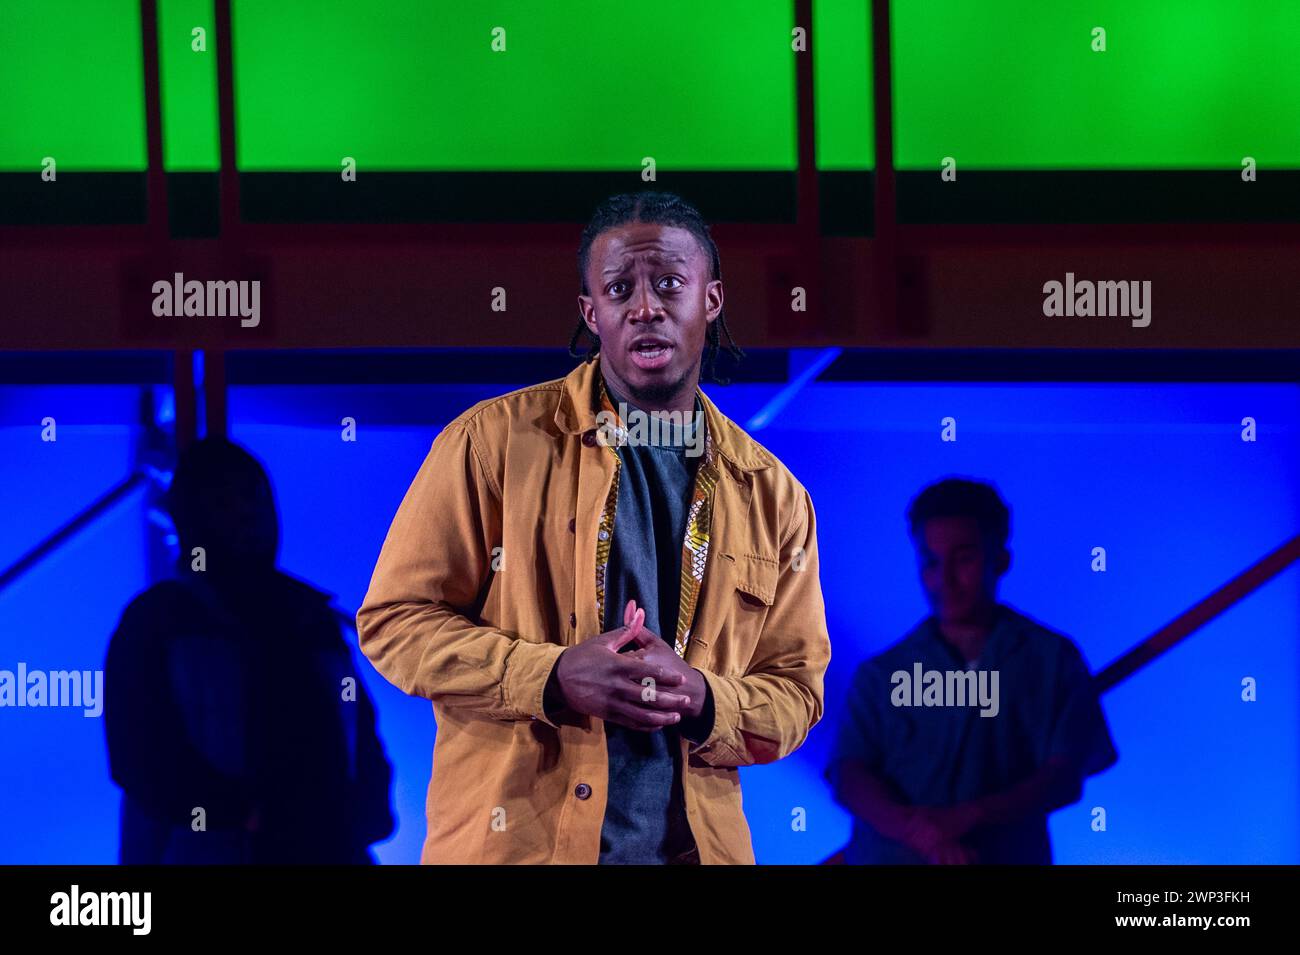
{"left": 623, "top": 365, "right": 693, "bottom": 408}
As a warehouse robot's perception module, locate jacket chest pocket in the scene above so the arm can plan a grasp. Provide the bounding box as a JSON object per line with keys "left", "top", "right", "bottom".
{"left": 707, "top": 552, "right": 779, "bottom": 677}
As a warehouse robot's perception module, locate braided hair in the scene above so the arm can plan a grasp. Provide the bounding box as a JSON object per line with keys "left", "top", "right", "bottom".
{"left": 570, "top": 191, "right": 744, "bottom": 385}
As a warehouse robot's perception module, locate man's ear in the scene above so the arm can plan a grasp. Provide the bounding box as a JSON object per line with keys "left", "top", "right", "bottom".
{"left": 706, "top": 279, "right": 724, "bottom": 322}
{"left": 577, "top": 294, "right": 598, "bottom": 337}
{"left": 996, "top": 547, "right": 1012, "bottom": 577}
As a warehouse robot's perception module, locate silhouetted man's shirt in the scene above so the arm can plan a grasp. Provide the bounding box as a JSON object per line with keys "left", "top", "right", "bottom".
{"left": 827, "top": 604, "right": 1117, "bottom": 864}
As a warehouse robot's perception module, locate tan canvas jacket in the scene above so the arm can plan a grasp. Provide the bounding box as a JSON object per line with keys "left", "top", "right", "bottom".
{"left": 356, "top": 354, "right": 831, "bottom": 863}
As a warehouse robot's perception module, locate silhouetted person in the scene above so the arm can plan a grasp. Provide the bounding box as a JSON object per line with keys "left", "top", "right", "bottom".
{"left": 826, "top": 478, "right": 1117, "bottom": 864}
{"left": 104, "top": 438, "right": 394, "bottom": 863}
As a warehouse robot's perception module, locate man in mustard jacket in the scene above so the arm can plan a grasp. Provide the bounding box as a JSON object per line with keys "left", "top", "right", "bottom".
{"left": 357, "top": 192, "right": 831, "bottom": 864}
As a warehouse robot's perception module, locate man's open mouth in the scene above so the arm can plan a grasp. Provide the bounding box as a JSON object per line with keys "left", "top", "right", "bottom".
{"left": 630, "top": 338, "right": 673, "bottom": 369}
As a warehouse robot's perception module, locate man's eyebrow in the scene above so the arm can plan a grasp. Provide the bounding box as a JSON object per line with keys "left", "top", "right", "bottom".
{"left": 601, "top": 252, "right": 688, "bottom": 276}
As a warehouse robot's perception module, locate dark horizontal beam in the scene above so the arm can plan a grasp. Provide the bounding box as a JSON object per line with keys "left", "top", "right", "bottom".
{"left": 0, "top": 173, "right": 147, "bottom": 226}
{"left": 223, "top": 347, "right": 790, "bottom": 385}
{"left": 898, "top": 170, "right": 1300, "bottom": 224}
{"left": 0, "top": 350, "right": 173, "bottom": 383}
{"left": 238, "top": 172, "right": 799, "bottom": 224}
{"left": 4, "top": 347, "right": 1300, "bottom": 386}
{"left": 822, "top": 348, "right": 1300, "bottom": 382}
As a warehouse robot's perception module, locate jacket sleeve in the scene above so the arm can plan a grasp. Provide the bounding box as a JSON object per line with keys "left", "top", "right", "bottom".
{"left": 356, "top": 418, "right": 566, "bottom": 726}
{"left": 687, "top": 486, "right": 831, "bottom": 767}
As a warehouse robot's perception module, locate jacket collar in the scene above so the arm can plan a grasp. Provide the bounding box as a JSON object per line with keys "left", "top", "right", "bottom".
{"left": 553, "top": 353, "right": 772, "bottom": 473}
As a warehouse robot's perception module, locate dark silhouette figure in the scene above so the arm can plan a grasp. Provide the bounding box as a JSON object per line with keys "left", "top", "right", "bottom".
{"left": 104, "top": 438, "right": 394, "bottom": 864}
{"left": 826, "top": 478, "right": 1117, "bottom": 864}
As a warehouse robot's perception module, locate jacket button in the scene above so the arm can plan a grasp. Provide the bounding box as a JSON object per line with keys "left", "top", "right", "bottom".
{"left": 574, "top": 783, "right": 592, "bottom": 800}
{"left": 568, "top": 518, "right": 576, "bottom": 533}
{"left": 581, "top": 430, "right": 597, "bottom": 447}
{"left": 569, "top": 612, "right": 577, "bottom": 628}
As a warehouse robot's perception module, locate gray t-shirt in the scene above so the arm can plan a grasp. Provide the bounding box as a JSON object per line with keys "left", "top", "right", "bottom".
{"left": 598, "top": 375, "right": 705, "bottom": 864}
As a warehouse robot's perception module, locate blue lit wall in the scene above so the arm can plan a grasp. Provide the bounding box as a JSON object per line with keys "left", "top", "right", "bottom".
{"left": 2, "top": 376, "right": 1296, "bottom": 864}
{"left": 0, "top": 386, "right": 168, "bottom": 864}
{"left": 744, "top": 381, "right": 1300, "bottom": 865}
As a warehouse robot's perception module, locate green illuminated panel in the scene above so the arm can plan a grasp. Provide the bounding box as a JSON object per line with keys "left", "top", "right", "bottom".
{"left": 0, "top": 0, "right": 146, "bottom": 171}
{"left": 893, "top": 0, "right": 1300, "bottom": 169}
{"left": 159, "top": 0, "right": 220, "bottom": 171}
{"left": 232, "top": 0, "right": 797, "bottom": 171}
{"left": 813, "top": 0, "right": 874, "bottom": 170}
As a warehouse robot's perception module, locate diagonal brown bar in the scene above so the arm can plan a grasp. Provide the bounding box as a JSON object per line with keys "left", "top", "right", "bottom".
{"left": 1095, "top": 534, "right": 1300, "bottom": 693}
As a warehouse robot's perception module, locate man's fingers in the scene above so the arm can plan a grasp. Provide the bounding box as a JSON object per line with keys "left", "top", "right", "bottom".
{"left": 606, "top": 607, "right": 645, "bottom": 651}
{"left": 606, "top": 701, "right": 681, "bottom": 732}
{"left": 626, "top": 625, "right": 660, "bottom": 650}
{"left": 615, "top": 657, "right": 686, "bottom": 687}
{"left": 611, "top": 683, "right": 692, "bottom": 711}
{"left": 934, "top": 843, "right": 974, "bottom": 865}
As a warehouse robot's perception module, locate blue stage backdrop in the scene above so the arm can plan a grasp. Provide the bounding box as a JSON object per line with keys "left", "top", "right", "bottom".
{"left": 1, "top": 376, "right": 1296, "bottom": 863}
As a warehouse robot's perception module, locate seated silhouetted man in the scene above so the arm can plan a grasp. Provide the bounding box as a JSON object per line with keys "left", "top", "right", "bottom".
{"left": 104, "top": 438, "right": 394, "bottom": 864}
{"left": 826, "top": 478, "right": 1117, "bottom": 864}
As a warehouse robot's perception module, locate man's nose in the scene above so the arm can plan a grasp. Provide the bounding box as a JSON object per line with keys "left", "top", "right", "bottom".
{"left": 627, "top": 285, "right": 663, "bottom": 321}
